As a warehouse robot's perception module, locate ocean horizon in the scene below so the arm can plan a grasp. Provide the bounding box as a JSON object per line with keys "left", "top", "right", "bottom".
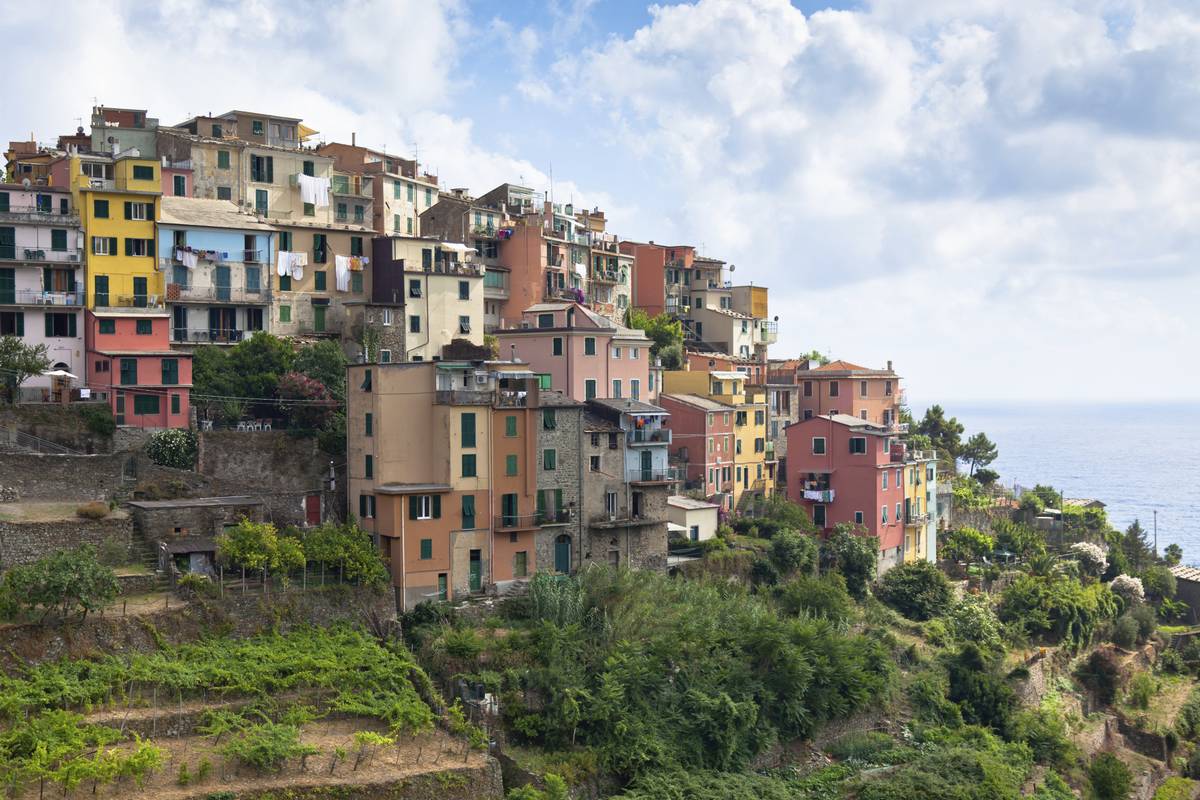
{"left": 911, "top": 400, "right": 1200, "bottom": 564}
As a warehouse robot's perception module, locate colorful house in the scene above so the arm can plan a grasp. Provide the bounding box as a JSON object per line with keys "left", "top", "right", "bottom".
{"left": 658, "top": 393, "right": 736, "bottom": 511}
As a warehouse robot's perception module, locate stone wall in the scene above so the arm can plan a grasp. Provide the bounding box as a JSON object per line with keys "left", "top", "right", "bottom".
{"left": 0, "top": 452, "right": 131, "bottom": 501}
{"left": 197, "top": 760, "right": 503, "bottom": 800}
{"left": 131, "top": 499, "right": 266, "bottom": 545}
{"left": 0, "top": 514, "right": 133, "bottom": 569}
{"left": 0, "top": 403, "right": 114, "bottom": 454}
{"left": 535, "top": 403, "right": 584, "bottom": 573}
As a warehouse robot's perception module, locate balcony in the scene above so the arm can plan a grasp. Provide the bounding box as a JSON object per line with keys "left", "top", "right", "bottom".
{"left": 590, "top": 269, "right": 623, "bottom": 285}
{"left": 435, "top": 389, "right": 493, "bottom": 406}
{"left": 167, "top": 283, "right": 268, "bottom": 304}
{"left": 493, "top": 512, "right": 540, "bottom": 531}
{"left": 331, "top": 175, "right": 373, "bottom": 198}
{"left": 483, "top": 272, "right": 509, "bottom": 300}
{"left": 906, "top": 512, "right": 930, "bottom": 526}
{"left": 0, "top": 247, "right": 82, "bottom": 265}
{"left": 626, "top": 467, "right": 679, "bottom": 484}
{"left": 757, "top": 321, "right": 778, "bottom": 345}
{"left": 172, "top": 327, "right": 246, "bottom": 345}
{"left": 472, "top": 225, "right": 499, "bottom": 239}
{"left": 243, "top": 249, "right": 262, "bottom": 263}
{"left": 96, "top": 293, "right": 165, "bottom": 311}
{"left": 0, "top": 205, "right": 80, "bottom": 226}
{"left": 803, "top": 489, "right": 835, "bottom": 503}
{"left": 418, "top": 259, "right": 483, "bottom": 277}
{"left": 588, "top": 509, "right": 663, "bottom": 528}
{"left": 295, "top": 321, "right": 341, "bottom": 337}
{"left": 495, "top": 389, "right": 529, "bottom": 407}
{"left": 0, "top": 288, "right": 85, "bottom": 307}
{"left": 627, "top": 428, "right": 671, "bottom": 446}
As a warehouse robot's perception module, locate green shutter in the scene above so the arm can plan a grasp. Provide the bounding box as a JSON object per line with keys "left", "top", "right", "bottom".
{"left": 505, "top": 415, "right": 517, "bottom": 437}
{"left": 44, "top": 314, "right": 52, "bottom": 337}
{"left": 14, "top": 312, "right": 22, "bottom": 336}
{"left": 124, "top": 238, "right": 132, "bottom": 256}
{"left": 462, "top": 495, "right": 475, "bottom": 528}
{"left": 124, "top": 202, "right": 133, "bottom": 220}
{"left": 67, "top": 314, "right": 76, "bottom": 338}
{"left": 266, "top": 156, "right": 274, "bottom": 183}
{"left": 506, "top": 454, "right": 517, "bottom": 475}
{"left": 432, "top": 495, "right": 441, "bottom": 519}
{"left": 409, "top": 497, "right": 419, "bottom": 520}
{"left": 461, "top": 413, "right": 476, "bottom": 448}
{"left": 420, "top": 539, "right": 432, "bottom": 560}
{"left": 544, "top": 449, "right": 555, "bottom": 470}
{"left": 359, "top": 495, "right": 368, "bottom": 518}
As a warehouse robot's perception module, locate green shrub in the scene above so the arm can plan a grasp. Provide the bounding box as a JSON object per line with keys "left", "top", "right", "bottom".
{"left": 220, "top": 722, "right": 318, "bottom": 772}
{"left": 924, "top": 618, "right": 951, "bottom": 647}
{"left": 1088, "top": 752, "right": 1132, "bottom": 800}
{"left": 999, "top": 574, "right": 1120, "bottom": 651}
{"left": 1033, "top": 772, "right": 1075, "bottom": 799}
{"left": 145, "top": 429, "right": 199, "bottom": 469}
{"left": 1112, "top": 615, "right": 1139, "bottom": 649}
{"left": 75, "top": 501, "right": 110, "bottom": 520}
{"left": 877, "top": 561, "right": 953, "bottom": 621}
{"left": 1177, "top": 687, "right": 1200, "bottom": 740}
{"left": 907, "top": 671, "right": 964, "bottom": 726}
{"left": 775, "top": 573, "right": 853, "bottom": 624}
{"left": 440, "top": 628, "right": 485, "bottom": 661}
{"left": 827, "top": 731, "right": 895, "bottom": 761}
{"left": 947, "top": 645, "right": 1016, "bottom": 733}
{"left": 1130, "top": 603, "right": 1157, "bottom": 641}
{"left": 1126, "top": 671, "right": 1156, "bottom": 709}
{"left": 768, "top": 530, "right": 818, "bottom": 576}
{"left": 1159, "top": 648, "right": 1185, "bottom": 674}
{"left": 1154, "top": 777, "right": 1197, "bottom": 800}
{"left": 78, "top": 403, "right": 115, "bottom": 436}
{"left": 1077, "top": 649, "right": 1123, "bottom": 706}
{"left": 177, "top": 572, "right": 217, "bottom": 597}
{"left": 1010, "top": 707, "right": 1073, "bottom": 767}
{"left": 947, "top": 593, "right": 1005, "bottom": 653}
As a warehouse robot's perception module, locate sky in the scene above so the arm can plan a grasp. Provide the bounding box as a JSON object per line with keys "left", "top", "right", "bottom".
{"left": 3, "top": 0, "right": 1198, "bottom": 404}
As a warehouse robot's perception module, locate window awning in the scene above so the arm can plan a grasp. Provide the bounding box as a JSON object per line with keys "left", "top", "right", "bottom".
{"left": 439, "top": 242, "right": 470, "bottom": 255}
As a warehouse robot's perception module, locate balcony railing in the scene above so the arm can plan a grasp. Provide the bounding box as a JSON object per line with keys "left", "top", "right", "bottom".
{"left": 906, "top": 512, "right": 930, "bottom": 525}
{"left": 803, "top": 489, "right": 836, "bottom": 503}
{"left": 172, "top": 327, "right": 246, "bottom": 344}
{"left": 0, "top": 289, "right": 85, "bottom": 307}
{"left": 0, "top": 247, "right": 82, "bottom": 264}
{"left": 590, "top": 270, "right": 623, "bottom": 285}
{"left": 626, "top": 467, "right": 679, "bottom": 483}
{"left": 331, "top": 175, "right": 373, "bottom": 198}
{"left": 0, "top": 205, "right": 80, "bottom": 226}
{"left": 495, "top": 389, "right": 529, "bottom": 407}
{"left": 435, "top": 389, "right": 493, "bottom": 406}
{"left": 167, "top": 283, "right": 267, "bottom": 304}
{"left": 243, "top": 249, "right": 262, "bottom": 263}
{"left": 627, "top": 428, "right": 671, "bottom": 446}
{"left": 493, "top": 510, "right": 571, "bottom": 530}
{"left": 96, "top": 293, "right": 165, "bottom": 310}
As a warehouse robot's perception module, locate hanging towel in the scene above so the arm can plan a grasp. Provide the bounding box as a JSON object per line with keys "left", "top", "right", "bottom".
{"left": 297, "top": 174, "right": 331, "bottom": 208}
{"left": 334, "top": 255, "right": 351, "bottom": 292}
{"left": 290, "top": 252, "right": 305, "bottom": 281}
{"left": 348, "top": 256, "right": 363, "bottom": 272}
{"left": 277, "top": 250, "right": 291, "bottom": 277}
{"left": 183, "top": 250, "right": 199, "bottom": 269}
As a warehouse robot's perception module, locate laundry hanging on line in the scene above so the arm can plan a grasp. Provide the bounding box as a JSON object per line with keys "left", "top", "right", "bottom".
{"left": 334, "top": 255, "right": 351, "bottom": 292}
{"left": 297, "top": 174, "right": 331, "bottom": 208}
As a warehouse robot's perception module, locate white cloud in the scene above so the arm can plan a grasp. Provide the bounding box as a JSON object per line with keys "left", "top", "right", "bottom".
{"left": 553, "top": 0, "right": 1200, "bottom": 401}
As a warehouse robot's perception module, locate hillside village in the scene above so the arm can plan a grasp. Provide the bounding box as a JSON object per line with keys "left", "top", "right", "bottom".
{"left": 0, "top": 105, "right": 1194, "bottom": 800}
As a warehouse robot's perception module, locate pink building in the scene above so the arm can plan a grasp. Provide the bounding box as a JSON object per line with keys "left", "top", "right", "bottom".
{"left": 496, "top": 302, "right": 654, "bottom": 402}
{"left": 784, "top": 414, "right": 907, "bottom": 570}
{"left": 162, "top": 164, "right": 192, "bottom": 198}
{"left": 85, "top": 311, "right": 192, "bottom": 428}
{"left": 658, "top": 393, "right": 736, "bottom": 509}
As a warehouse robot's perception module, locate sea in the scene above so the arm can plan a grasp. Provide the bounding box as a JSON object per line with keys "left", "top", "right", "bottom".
{"left": 918, "top": 402, "right": 1200, "bottom": 564}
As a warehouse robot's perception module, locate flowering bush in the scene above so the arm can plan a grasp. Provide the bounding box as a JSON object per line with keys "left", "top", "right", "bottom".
{"left": 277, "top": 371, "right": 337, "bottom": 431}
{"left": 1109, "top": 574, "right": 1145, "bottom": 605}
{"left": 948, "top": 593, "right": 1005, "bottom": 653}
{"left": 145, "top": 429, "right": 199, "bottom": 470}
{"left": 1070, "top": 542, "right": 1108, "bottom": 577}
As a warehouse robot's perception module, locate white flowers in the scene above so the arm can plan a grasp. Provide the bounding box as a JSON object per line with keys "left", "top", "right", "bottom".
{"left": 1110, "top": 574, "right": 1145, "bottom": 604}
{"left": 1070, "top": 542, "right": 1108, "bottom": 576}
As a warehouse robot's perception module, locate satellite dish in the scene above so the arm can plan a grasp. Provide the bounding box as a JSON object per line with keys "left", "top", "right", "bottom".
{"left": 21, "top": 178, "right": 31, "bottom": 189}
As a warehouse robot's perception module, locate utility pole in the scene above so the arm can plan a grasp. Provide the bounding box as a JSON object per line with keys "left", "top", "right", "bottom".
{"left": 1153, "top": 509, "right": 1158, "bottom": 557}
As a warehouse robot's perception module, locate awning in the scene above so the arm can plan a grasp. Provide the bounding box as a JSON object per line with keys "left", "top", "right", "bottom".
{"left": 711, "top": 371, "right": 747, "bottom": 380}
{"left": 440, "top": 242, "right": 470, "bottom": 255}
{"left": 298, "top": 123, "right": 319, "bottom": 141}
{"left": 43, "top": 369, "right": 77, "bottom": 380}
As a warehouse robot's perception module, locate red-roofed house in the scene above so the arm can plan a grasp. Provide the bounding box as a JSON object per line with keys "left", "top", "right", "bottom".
{"left": 793, "top": 360, "right": 902, "bottom": 428}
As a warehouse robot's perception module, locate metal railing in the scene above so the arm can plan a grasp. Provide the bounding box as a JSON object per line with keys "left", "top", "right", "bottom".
{"left": 628, "top": 428, "right": 671, "bottom": 445}
{"left": 0, "top": 205, "right": 79, "bottom": 225}
{"left": 331, "top": 175, "right": 373, "bottom": 197}
{"left": 493, "top": 510, "right": 571, "bottom": 530}
{"left": 803, "top": 488, "right": 836, "bottom": 502}
{"left": 0, "top": 247, "right": 81, "bottom": 264}
{"left": 96, "top": 294, "right": 165, "bottom": 310}
{"left": 495, "top": 390, "right": 528, "bottom": 407}
{"left": 0, "top": 425, "right": 82, "bottom": 455}
{"left": 168, "top": 283, "right": 266, "bottom": 303}
{"left": 435, "top": 389, "right": 493, "bottom": 406}
{"left": 0, "top": 288, "right": 85, "bottom": 306}
{"left": 172, "top": 328, "right": 247, "bottom": 344}
{"left": 626, "top": 467, "right": 679, "bottom": 483}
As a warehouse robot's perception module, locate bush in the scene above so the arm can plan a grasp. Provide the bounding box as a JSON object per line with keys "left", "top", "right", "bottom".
{"left": 1176, "top": 687, "right": 1200, "bottom": 741}
{"left": 999, "top": 574, "right": 1120, "bottom": 651}
{"left": 1142, "top": 565, "right": 1177, "bottom": 601}
{"left": 827, "top": 731, "right": 895, "bottom": 761}
{"left": 1088, "top": 752, "right": 1132, "bottom": 800}
{"left": 947, "top": 645, "right": 1016, "bottom": 733}
{"left": 1077, "top": 649, "right": 1123, "bottom": 706}
{"left": 768, "top": 530, "right": 818, "bottom": 576}
{"left": 78, "top": 403, "right": 116, "bottom": 436}
{"left": 1110, "top": 574, "right": 1145, "bottom": 605}
{"left": 876, "top": 561, "right": 953, "bottom": 621}
{"left": 1010, "top": 707, "right": 1073, "bottom": 767}
{"left": 907, "top": 671, "right": 963, "bottom": 726}
{"left": 176, "top": 573, "right": 217, "bottom": 597}
{"left": 1070, "top": 541, "right": 1108, "bottom": 577}
{"left": 440, "top": 628, "right": 485, "bottom": 661}
{"left": 1154, "top": 777, "right": 1197, "bottom": 800}
{"left": 823, "top": 526, "right": 880, "bottom": 600}
{"left": 220, "top": 722, "right": 318, "bottom": 773}
{"left": 775, "top": 573, "right": 853, "bottom": 624}
{"left": 1126, "top": 671, "right": 1155, "bottom": 709}
{"left": 1, "top": 545, "right": 119, "bottom": 622}
{"left": 145, "top": 429, "right": 199, "bottom": 470}
{"left": 1130, "top": 603, "right": 1157, "bottom": 642}
{"left": 1112, "top": 615, "right": 1139, "bottom": 650}
{"left": 947, "top": 593, "right": 1005, "bottom": 653}
{"left": 76, "top": 501, "right": 110, "bottom": 520}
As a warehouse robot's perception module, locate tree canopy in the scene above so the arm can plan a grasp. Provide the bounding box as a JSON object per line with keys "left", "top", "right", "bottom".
{"left": 915, "top": 405, "right": 965, "bottom": 462}
{"left": 960, "top": 432, "right": 999, "bottom": 476}
{"left": 625, "top": 309, "right": 683, "bottom": 364}
{"left": 0, "top": 336, "right": 51, "bottom": 403}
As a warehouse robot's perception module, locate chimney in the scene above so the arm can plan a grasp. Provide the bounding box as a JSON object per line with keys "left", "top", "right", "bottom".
{"left": 886, "top": 360, "right": 892, "bottom": 371}
{"left": 351, "top": 132, "right": 356, "bottom": 146}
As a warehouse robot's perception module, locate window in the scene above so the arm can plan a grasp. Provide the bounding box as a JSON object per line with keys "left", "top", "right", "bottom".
{"left": 381, "top": 308, "right": 392, "bottom": 326}
{"left": 279, "top": 304, "right": 291, "bottom": 322}
{"left": 882, "top": 471, "right": 888, "bottom": 490}
{"left": 132, "top": 165, "right": 154, "bottom": 181}
{"left": 212, "top": 123, "right": 223, "bottom": 138}
{"left": 537, "top": 313, "right": 554, "bottom": 329}
{"left": 584, "top": 337, "right": 596, "bottom": 355}
{"left": 590, "top": 455, "right": 600, "bottom": 471}
{"left": 458, "top": 315, "right": 470, "bottom": 334}
{"left": 505, "top": 454, "right": 518, "bottom": 475}
{"left": 161, "top": 358, "right": 179, "bottom": 385}
{"left": 409, "top": 315, "right": 421, "bottom": 333}
{"left": 132, "top": 394, "right": 159, "bottom": 415}
{"left": 543, "top": 409, "right": 556, "bottom": 430}
{"left": 380, "top": 349, "right": 391, "bottom": 363}
{"left": 611, "top": 346, "right": 621, "bottom": 359}
{"left": 462, "top": 454, "right": 477, "bottom": 477}
{"left": 605, "top": 491, "right": 617, "bottom": 516}
{"left": 358, "top": 494, "right": 376, "bottom": 519}
{"left": 854, "top": 511, "right": 864, "bottom": 525}
{"left": 50, "top": 229, "right": 67, "bottom": 252}
{"left": 135, "top": 319, "right": 152, "bottom": 335}
{"left": 461, "top": 412, "right": 476, "bottom": 447}
{"left": 552, "top": 337, "right": 563, "bottom": 356}
{"left": 590, "top": 433, "right": 600, "bottom": 447}
{"left": 458, "top": 280, "right": 469, "bottom": 300}
{"left": 171, "top": 394, "right": 181, "bottom": 415}
{"left": 314, "top": 270, "right": 326, "bottom": 291}
{"left": 849, "top": 437, "right": 867, "bottom": 454}
{"left": 829, "top": 381, "right": 840, "bottom": 397}
{"left": 543, "top": 449, "right": 556, "bottom": 470}
{"left": 92, "top": 236, "right": 116, "bottom": 255}
{"left": 860, "top": 380, "right": 868, "bottom": 398}
{"left": 1, "top": 310, "right": 24, "bottom": 336}
{"left": 250, "top": 154, "right": 273, "bottom": 183}
{"left": 611, "top": 380, "right": 621, "bottom": 398}
{"left": 896, "top": 502, "right": 902, "bottom": 521}
{"left": 119, "top": 358, "right": 137, "bottom": 386}
{"left": 631, "top": 347, "right": 639, "bottom": 359}
{"left": 98, "top": 319, "right": 115, "bottom": 334}
{"left": 514, "top": 551, "right": 528, "bottom": 578}
{"left": 885, "top": 380, "right": 893, "bottom": 396}
{"left": 631, "top": 379, "right": 640, "bottom": 400}
{"left": 217, "top": 150, "right": 230, "bottom": 169}
{"left": 365, "top": 454, "right": 373, "bottom": 479}
{"left": 43, "top": 313, "right": 75, "bottom": 337}
{"left": 803, "top": 380, "right": 812, "bottom": 397}
{"left": 585, "top": 379, "right": 596, "bottom": 400}
{"left": 409, "top": 494, "right": 441, "bottom": 520}
{"left": 461, "top": 494, "right": 476, "bottom": 529}
{"left": 407, "top": 183, "right": 415, "bottom": 201}
{"left": 217, "top": 186, "right": 232, "bottom": 200}
{"left": 279, "top": 231, "right": 292, "bottom": 251}
{"left": 409, "top": 279, "right": 422, "bottom": 298}
{"left": 812, "top": 437, "right": 826, "bottom": 455}
{"left": 419, "top": 539, "right": 433, "bottom": 560}
{"left": 813, "top": 505, "right": 827, "bottom": 527}
{"left": 881, "top": 505, "right": 888, "bottom": 524}
{"left": 246, "top": 266, "right": 261, "bottom": 293}
{"left": 173, "top": 174, "right": 186, "bottom": 197}
{"left": 505, "top": 415, "right": 517, "bottom": 437}
{"left": 313, "top": 234, "right": 326, "bottom": 263}
{"left": 365, "top": 413, "right": 373, "bottom": 437}
{"left": 407, "top": 218, "right": 413, "bottom": 234}
{"left": 361, "top": 369, "right": 372, "bottom": 392}
{"left": 425, "top": 186, "right": 432, "bottom": 206}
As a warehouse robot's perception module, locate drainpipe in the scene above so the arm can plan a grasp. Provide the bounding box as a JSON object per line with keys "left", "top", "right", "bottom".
{"left": 576, "top": 406, "right": 583, "bottom": 573}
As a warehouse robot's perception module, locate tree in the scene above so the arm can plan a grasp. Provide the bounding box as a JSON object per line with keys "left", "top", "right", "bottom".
{"left": 1121, "top": 520, "right": 1154, "bottom": 571}
{"left": 277, "top": 371, "right": 338, "bottom": 432}
{"left": 0, "top": 336, "right": 51, "bottom": 403}
{"left": 876, "top": 561, "right": 953, "bottom": 620}
{"left": 1088, "top": 753, "right": 1131, "bottom": 800}
{"left": 2, "top": 546, "right": 119, "bottom": 622}
{"left": 625, "top": 309, "right": 682, "bottom": 361}
{"left": 190, "top": 345, "right": 231, "bottom": 418}
{"left": 294, "top": 339, "right": 347, "bottom": 397}
{"left": 939, "top": 527, "right": 994, "bottom": 563}
{"left": 216, "top": 518, "right": 304, "bottom": 575}
{"left": 960, "top": 432, "right": 998, "bottom": 476}
{"left": 974, "top": 467, "right": 1000, "bottom": 487}
{"left": 768, "top": 530, "right": 818, "bottom": 577}
{"left": 226, "top": 332, "right": 295, "bottom": 399}
{"left": 801, "top": 349, "right": 830, "bottom": 367}
{"left": 1165, "top": 543, "right": 1183, "bottom": 567}
{"left": 915, "top": 405, "right": 964, "bottom": 462}
{"left": 822, "top": 525, "right": 878, "bottom": 600}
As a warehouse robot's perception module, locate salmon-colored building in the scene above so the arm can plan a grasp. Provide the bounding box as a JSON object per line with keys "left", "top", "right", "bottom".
{"left": 494, "top": 302, "right": 655, "bottom": 402}
{"left": 784, "top": 414, "right": 935, "bottom": 573}
{"left": 619, "top": 241, "right": 695, "bottom": 317}
{"left": 658, "top": 393, "right": 736, "bottom": 509}
{"left": 85, "top": 311, "right": 192, "bottom": 427}
{"left": 786, "top": 360, "right": 902, "bottom": 428}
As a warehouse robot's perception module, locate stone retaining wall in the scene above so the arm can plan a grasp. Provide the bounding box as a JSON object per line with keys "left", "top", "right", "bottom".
{"left": 0, "top": 514, "right": 134, "bottom": 569}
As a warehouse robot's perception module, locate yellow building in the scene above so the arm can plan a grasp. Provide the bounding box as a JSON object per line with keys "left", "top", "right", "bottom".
{"left": 902, "top": 455, "right": 937, "bottom": 563}
{"left": 662, "top": 369, "right": 773, "bottom": 511}
{"left": 72, "top": 153, "right": 163, "bottom": 309}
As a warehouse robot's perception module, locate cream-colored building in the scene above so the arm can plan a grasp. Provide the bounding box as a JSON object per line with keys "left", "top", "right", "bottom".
{"left": 382, "top": 237, "right": 484, "bottom": 362}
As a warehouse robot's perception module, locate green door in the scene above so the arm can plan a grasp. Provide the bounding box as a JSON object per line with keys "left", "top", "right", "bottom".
{"left": 255, "top": 189, "right": 268, "bottom": 215}
{"left": 469, "top": 550, "right": 482, "bottom": 592}
{"left": 0, "top": 268, "right": 14, "bottom": 304}
{"left": 215, "top": 265, "right": 231, "bottom": 302}
{"left": 640, "top": 450, "right": 653, "bottom": 481}
{"left": 0, "top": 227, "right": 14, "bottom": 260}
{"left": 554, "top": 535, "right": 571, "bottom": 574}
{"left": 437, "top": 574, "right": 448, "bottom": 602}
{"left": 313, "top": 305, "right": 326, "bottom": 332}
{"left": 132, "top": 276, "right": 147, "bottom": 307}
